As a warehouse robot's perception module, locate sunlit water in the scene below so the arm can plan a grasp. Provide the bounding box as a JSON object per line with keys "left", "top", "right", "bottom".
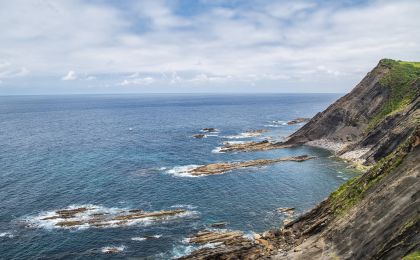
{"left": 0, "top": 94, "right": 358, "bottom": 259}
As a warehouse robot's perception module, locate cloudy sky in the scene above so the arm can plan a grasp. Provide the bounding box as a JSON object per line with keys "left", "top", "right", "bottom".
{"left": 0, "top": 0, "right": 419, "bottom": 94}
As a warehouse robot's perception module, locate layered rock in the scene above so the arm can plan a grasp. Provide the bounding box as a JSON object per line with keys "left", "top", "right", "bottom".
{"left": 285, "top": 59, "right": 420, "bottom": 166}
{"left": 287, "top": 118, "right": 310, "bottom": 125}
{"left": 188, "top": 155, "right": 315, "bottom": 176}
{"left": 219, "top": 140, "right": 293, "bottom": 153}
{"left": 34, "top": 207, "right": 188, "bottom": 228}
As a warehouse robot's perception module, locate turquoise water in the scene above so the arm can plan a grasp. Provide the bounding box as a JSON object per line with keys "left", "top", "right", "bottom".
{"left": 0, "top": 94, "right": 357, "bottom": 259}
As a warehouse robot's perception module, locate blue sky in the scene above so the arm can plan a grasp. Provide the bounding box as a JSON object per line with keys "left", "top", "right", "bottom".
{"left": 0, "top": 0, "right": 419, "bottom": 94}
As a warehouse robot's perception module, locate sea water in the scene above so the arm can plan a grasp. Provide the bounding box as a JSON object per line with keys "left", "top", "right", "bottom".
{"left": 0, "top": 94, "right": 358, "bottom": 259}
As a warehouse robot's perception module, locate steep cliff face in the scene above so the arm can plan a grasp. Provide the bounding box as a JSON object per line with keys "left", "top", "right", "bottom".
{"left": 179, "top": 60, "right": 420, "bottom": 260}
{"left": 274, "top": 128, "right": 419, "bottom": 259}
{"left": 286, "top": 59, "right": 420, "bottom": 166}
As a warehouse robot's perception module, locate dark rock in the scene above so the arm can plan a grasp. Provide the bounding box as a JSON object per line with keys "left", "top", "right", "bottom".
{"left": 210, "top": 222, "right": 227, "bottom": 228}
{"left": 202, "top": 128, "right": 218, "bottom": 133}
{"left": 287, "top": 118, "right": 310, "bottom": 125}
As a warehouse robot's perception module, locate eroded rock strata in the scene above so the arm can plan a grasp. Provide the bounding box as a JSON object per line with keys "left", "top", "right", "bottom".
{"left": 189, "top": 155, "right": 315, "bottom": 176}
{"left": 180, "top": 60, "right": 420, "bottom": 259}
{"left": 34, "top": 207, "right": 188, "bottom": 228}
{"left": 219, "top": 140, "right": 293, "bottom": 153}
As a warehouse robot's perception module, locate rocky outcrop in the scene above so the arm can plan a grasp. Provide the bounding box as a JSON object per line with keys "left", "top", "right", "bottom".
{"left": 285, "top": 59, "right": 420, "bottom": 166}
{"left": 287, "top": 118, "right": 310, "bottom": 125}
{"left": 188, "top": 155, "right": 315, "bottom": 176}
{"left": 202, "top": 128, "right": 218, "bottom": 133}
{"left": 219, "top": 140, "right": 293, "bottom": 153}
{"left": 179, "top": 230, "right": 270, "bottom": 260}
{"left": 34, "top": 207, "right": 188, "bottom": 228}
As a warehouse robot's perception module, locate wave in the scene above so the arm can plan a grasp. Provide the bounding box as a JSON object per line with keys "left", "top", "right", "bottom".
{"left": 22, "top": 204, "right": 197, "bottom": 230}
{"left": 166, "top": 165, "right": 203, "bottom": 177}
{"left": 170, "top": 241, "right": 224, "bottom": 259}
{"left": 223, "top": 140, "right": 246, "bottom": 145}
{"left": 131, "top": 234, "right": 162, "bottom": 241}
{"left": 199, "top": 129, "right": 220, "bottom": 133}
{"left": 211, "top": 147, "right": 224, "bottom": 153}
{"left": 131, "top": 237, "right": 147, "bottom": 241}
{"left": 264, "top": 120, "right": 288, "bottom": 128}
{"left": 101, "top": 245, "right": 126, "bottom": 254}
{"left": 223, "top": 133, "right": 257, "bottom": 139}
{"left": 0, "top": 232, "right": 14, "bottom": 239}
{"left": 170, "top": 204, "right": 197, "bottom": 210}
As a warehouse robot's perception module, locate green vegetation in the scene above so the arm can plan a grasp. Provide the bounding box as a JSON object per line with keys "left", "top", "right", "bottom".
{"left": 399, "top": 61, "right": 420, "bottom": 68}
{"left": 403, "top": 251, "right": 420, "bottom": 260}
{"left": 329, "top": 131, "right": 414, "bottom": 215}
{"left": 367, "top": 59, "right": 420, "bottom": 132}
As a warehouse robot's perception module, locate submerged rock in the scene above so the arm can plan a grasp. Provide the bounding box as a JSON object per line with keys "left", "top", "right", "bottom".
{"left": 277, "top": 207, "right": 295, "bottom": 215}
{"left": 202, "top": 128, "right": 218, "bottom": 133}
{"left": 210, "top": 222, "right": 227, "bottom": 228}
{"left": 101, "top": 246, "right": 125, "bottom": 254}
{"left": 193, "top": 134, "right": 206, "bottom": 139}
{"left": 189, "top": 155, "right": 315, "bottom": 176}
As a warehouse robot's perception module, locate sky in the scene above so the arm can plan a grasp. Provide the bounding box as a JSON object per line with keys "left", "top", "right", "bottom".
{"left": 0, "top": 0, "right": 419, "bottom": 95}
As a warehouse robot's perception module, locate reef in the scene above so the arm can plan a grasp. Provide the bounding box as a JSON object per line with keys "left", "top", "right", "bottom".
{"left": 187, "top": 155, "right": 315, "bottom": 176}
{"left": 31, "top": 207, "right": 189, "bottom": 229}
{"left": 218, "top": 140, "right": 293, "bottom": 153}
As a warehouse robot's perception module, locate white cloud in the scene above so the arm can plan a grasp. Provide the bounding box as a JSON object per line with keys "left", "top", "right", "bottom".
{"left": 120, "top": 76, "right": 155, "bottom": 86}
{"left": 0, "top": 61, "right": 29, "bottom": 79}
{"left": 0, "top": 0, "right": 419, "bottom": 93}
{"left": 61, "top": 70, "right": 77, "bottom": 81}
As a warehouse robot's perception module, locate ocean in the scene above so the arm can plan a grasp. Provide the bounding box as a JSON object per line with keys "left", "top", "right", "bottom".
{"left": 0, "top": 94, "right": 358, "bottom": 259}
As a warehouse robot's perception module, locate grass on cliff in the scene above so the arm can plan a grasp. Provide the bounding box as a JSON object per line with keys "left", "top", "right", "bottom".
{"left": 329, "top": 130, "right": 414, "bottom": 215}
{"left": 403, "top": 251, "right": 420, "bottom": 260}
{"left": 367, "top": 59, "right": 420, "bottom": 131}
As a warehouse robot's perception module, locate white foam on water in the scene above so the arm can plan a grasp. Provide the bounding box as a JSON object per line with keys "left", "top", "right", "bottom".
{"left": 200, "top": 129, "right": 220, "bottom": 133}
{"left": 211, "top": 147, "right": 224, "bottom": 153}
{"left": 170, "top": 242, "right": 224, "bottom": 259}
{"left": 166, "top": 165, "right": 203, "bottom": 177}
{"left": 170, "top": 204, "right": 197, "bottom": 210}
{"left": 272, "top": 120, "right": 288, "bottom": 125}
{"left": 264, "top": 124, "right": 281, "bottom": 128}
{"left": 101, "top": 245, "right": 126, "bottom": 253}
{"left": 223, "top": 140, "right": 246, "bottom": 145}
{"left": 0, "top": 232, "right": 14, "bottom": 239}
{"left": 223, "top": 133, "right": 253, "bottom": 139}
{"left": 265, "top": 120, "right": 288, "bottom": 128}
{"left": 131, "top": 237, "right": 146, "bottom": 241}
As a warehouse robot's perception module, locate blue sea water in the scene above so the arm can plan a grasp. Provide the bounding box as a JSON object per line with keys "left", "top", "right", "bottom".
{"left": 0, "top": 94, "right": 358, "bottom": 259}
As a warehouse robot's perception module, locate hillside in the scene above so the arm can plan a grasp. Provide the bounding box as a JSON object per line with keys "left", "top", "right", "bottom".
{"left": 179, "top": 59, "right": 420, "bottom": 259}
{"left": 286, "top": 59, "right": 420, "bottom": 166}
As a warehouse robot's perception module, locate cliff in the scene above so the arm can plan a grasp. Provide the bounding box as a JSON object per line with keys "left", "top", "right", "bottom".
{"left": 286, "top": 59, "right": 420, "bottom": 166}
{"left": 179, "top": 59, "right": 420, "bottom": 259}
